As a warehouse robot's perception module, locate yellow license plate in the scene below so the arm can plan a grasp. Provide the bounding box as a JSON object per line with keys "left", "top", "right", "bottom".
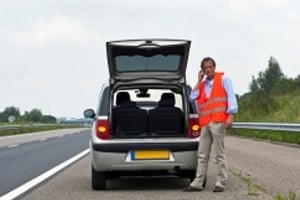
{"left": 131, "top": 150, "right": 170, "bottom": 160}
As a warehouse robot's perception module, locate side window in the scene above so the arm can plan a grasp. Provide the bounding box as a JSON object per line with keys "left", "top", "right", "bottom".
{"left": 189, "top": 102, "right": 198, "bottom": 114}
{"left": 98, "top": 87, "right": 110, "bottom": 115}
{"left": 185, "top": 84, "right": 198, "bottom": 114}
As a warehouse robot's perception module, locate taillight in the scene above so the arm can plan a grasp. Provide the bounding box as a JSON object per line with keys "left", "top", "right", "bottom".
{"left": 95, "top": 118, "right": 109, "bottom": 139}
{"left": 188, "top": 114, "right": 201, "bottom": 138}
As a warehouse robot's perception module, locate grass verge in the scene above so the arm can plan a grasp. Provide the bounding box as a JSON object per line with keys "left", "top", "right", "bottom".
{"left": 227, "top": 129, "right": 300, "bottom": 146}
{"left": 228, "top": 129, "right": 300, "bottom": 199}
{"left": 230, "top": 169, "right": 299, "bottom": 199}
{"left": 230, "top": 169, "right": 266, "bottom": 196}
{"left": 0, "top": 124, "right": 84, "bottom": 137}
{"left": 274, "top": 191, "right": 299, "bottom": 200}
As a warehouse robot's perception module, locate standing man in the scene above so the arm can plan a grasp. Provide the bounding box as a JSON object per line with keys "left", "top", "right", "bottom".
{"left": 183, "top": 57, "right": 238, "bottom": 192}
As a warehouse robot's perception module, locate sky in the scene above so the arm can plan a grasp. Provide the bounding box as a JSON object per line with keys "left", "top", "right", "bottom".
{"left": 1, "top": 0, "right": 300, "bottom": 119}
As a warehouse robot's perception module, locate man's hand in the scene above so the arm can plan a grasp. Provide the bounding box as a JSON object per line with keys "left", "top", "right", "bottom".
{"left": 225, "top": 115, "right": 233, "bottom": 129}
{"left": 198, "top": 70, "right": 205, "bottom": 82}
{"left": 193, "top": 70, "right": 205, "bottom": 91}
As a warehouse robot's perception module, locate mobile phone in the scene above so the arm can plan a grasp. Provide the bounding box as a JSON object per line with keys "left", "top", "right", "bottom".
{"left": 200, "top": 70, "right": 205, "bottom": 79}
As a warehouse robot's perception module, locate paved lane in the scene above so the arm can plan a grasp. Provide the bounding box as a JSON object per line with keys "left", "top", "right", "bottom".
{"left": 22, "top": 155, "right": 273, "bottom": 200}
{"left": 0, "top": 129, "right": 90, "bottom": 197}
{"left": 4, "top": 133, "right": 299, "bottom": 199}
{"left": 226, "top": 136, "right": 300, "bottom": 196}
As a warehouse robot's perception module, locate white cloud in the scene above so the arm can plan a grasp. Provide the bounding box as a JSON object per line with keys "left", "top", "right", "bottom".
{"left": 287, "top": 10, "right": 300, "bottom": 20}
{"left": 228, "top": 0, "right": 251, "bottom": 15}
{"left": 228, "top": 0, "right": 292, "bottom": 15}
{"left": 1, "top": 0, "right": 300, "bottom": 118}
{"left": 257, "top": 0, "right": 291, "bottom": 7}
{"left": 12, "top": 16, "right": 93, "bottom": 46}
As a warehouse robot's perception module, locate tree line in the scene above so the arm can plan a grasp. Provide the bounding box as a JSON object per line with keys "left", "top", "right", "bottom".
{"left": 236, "top": 56, "right": 300, "bottom": 122}
{"left": 1, "top": 56, "right": 299, "bottom": 123}
{"left": 248, "top": 57, "right": 300, "bottom": 94}
{"left": 0, "top": 107, "right": 56, "bottom": 123}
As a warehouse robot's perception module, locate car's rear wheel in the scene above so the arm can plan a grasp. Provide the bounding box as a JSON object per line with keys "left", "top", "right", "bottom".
{"left": 177, "top": 170, "right": 195, "bottom": 181}
{"left": 182, "top": 170, "right": 195, "bottom": 181}
{"left": 91, "top": 166, "right": 106, "bottom": 190}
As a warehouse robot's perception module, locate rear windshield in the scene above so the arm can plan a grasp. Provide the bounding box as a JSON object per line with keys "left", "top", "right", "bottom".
{"left": 115, "top": 55, "right": 181, "bottom": 72}
{"left": 112, "top": 45, "right": 186, "bottom": 73}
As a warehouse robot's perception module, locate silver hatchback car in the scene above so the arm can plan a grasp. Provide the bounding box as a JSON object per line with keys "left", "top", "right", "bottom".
{"left": 84, "top": 39, "right": 201, "bottom": 190}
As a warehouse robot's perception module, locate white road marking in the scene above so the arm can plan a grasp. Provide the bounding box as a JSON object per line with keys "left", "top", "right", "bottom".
{"left": 8, "top": 144, "right": 19, "bottom": 148}
{"left": 0, "top": 148, "right": 90, "bottom": 200}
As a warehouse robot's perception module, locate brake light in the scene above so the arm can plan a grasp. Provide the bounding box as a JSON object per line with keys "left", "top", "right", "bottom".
{"left": 188, "top": 114, "right": 201, "bottom": 138}
{"left": 95, "top": 118, "right": 109, "bottom": 139}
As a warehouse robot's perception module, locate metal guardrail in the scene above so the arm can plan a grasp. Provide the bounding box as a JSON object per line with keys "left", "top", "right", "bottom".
{"left": 0, "top": 124, "right": 61, "bottom": 131}
{"left": 233, "top": 122, "right": 300, "bottom": 132}
{"left": 0, "top": 125, "right": 19, "bottom": 131}
{"left": 1, "top": 122, "right": 300, "bottom": 132}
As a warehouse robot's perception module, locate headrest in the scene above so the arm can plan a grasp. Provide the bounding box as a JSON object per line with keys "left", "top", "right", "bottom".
{"left": 119, "top": 101, "right": 136, "bottom": 107}
{"left": 116, "top": 92, "right": 130, "bottom": 105}
{"left": 158, "top": 93, "right": 175, "bottom": 107}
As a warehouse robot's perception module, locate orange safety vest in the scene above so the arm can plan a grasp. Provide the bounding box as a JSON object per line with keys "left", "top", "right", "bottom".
{"left": 197, "top": 72, "right": 229, "bottom": 126}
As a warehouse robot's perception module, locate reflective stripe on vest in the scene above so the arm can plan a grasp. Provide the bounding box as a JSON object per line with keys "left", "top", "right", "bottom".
{"left": 198, "top": 97, "right": 227, "bottom": 110}
{"left": 199, "top": 107, "right": 227, "bottom": 117}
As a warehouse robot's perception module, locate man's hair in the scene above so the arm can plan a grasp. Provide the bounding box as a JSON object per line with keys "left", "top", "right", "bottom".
{"left": 201, "top": 57, "right": 216, "bottom": 69}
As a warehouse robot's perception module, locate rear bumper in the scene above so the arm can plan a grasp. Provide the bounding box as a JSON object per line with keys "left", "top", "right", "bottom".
{"left": 92, "top": 140, "right": 199, "bottom": 152}
{"left": 90, "top": 140, "right": 199, "bottom": 172}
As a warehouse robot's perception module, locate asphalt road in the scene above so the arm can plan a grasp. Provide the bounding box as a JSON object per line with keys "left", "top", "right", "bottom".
{"left": 226, "top": 136, "right": 300, "bottom": 196}
{"left": 0, "top": 128, "right": 90, "bottom": 197}
{"left": 23, "top": 136, "right": 300, "bottom": 200}
{"left": 2, "top": 131, "right": 300, "bottom": 200}
{"left": 21, "top": 155, "right": 273, "bottom": 200}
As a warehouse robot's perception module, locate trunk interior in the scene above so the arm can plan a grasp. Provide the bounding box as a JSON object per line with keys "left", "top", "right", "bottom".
{"left": 110, "top": 87, "right": 187, "bottom": 138}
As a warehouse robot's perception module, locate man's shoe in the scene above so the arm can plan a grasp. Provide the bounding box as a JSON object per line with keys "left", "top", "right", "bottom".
{"left": 182, "top": 186, "right": 203, "bottom": 192}
{"left": 213, "top": 186, "right": 224, "bottom": 192}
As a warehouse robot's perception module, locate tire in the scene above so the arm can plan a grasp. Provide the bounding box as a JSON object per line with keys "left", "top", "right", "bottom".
{"left": 187, "top": 170, "right": 196, "bottom": 181}
{"left": 178, "top": 170, "right": 195, "bottom": 181}
{"left": 91, "top": 166, "right": 106, "bottom": 190}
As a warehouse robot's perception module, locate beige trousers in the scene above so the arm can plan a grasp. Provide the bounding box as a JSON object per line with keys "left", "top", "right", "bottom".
{"left": 190, "top": 121, "right": 227, "bottom": 189}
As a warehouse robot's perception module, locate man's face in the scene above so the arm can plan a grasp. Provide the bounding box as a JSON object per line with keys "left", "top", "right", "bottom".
{"left": 202, "top": 60, "right": 215, "bottom": 78}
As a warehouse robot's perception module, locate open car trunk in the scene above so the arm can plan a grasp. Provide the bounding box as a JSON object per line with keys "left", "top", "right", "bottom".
{"left": 106, "top": 39, "right": 190, "bottom": 85}
{"left": 106, "top": 39, "right": 191, "bottom": 138}
{"left": 110, "top": 87, "right": 187, "bottom": 138}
